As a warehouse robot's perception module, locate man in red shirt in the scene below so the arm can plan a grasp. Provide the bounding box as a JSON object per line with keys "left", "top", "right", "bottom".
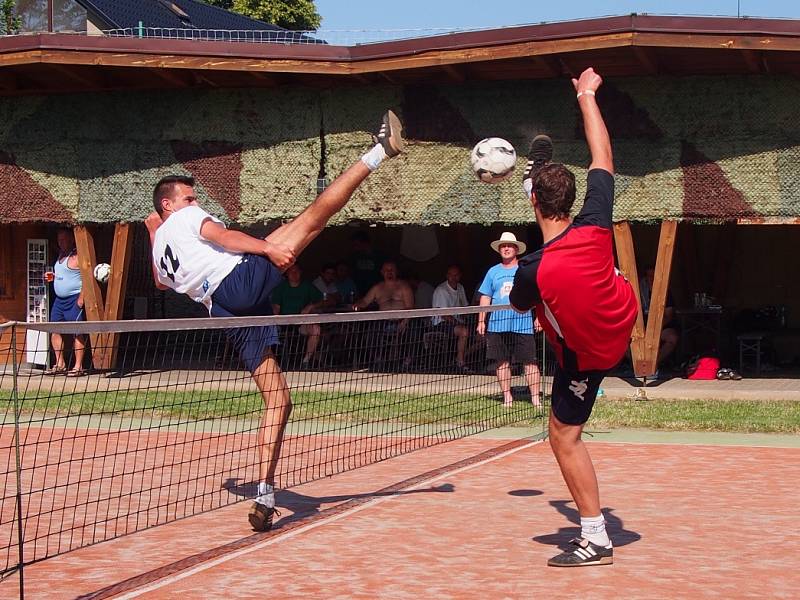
{"left": 511, "top": 67, "right": 638, "bottom": 567}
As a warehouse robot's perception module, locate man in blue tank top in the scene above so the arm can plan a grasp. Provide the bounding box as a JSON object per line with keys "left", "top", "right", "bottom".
{"left": 48, "top": 227, "right": 86, "bottom": 376}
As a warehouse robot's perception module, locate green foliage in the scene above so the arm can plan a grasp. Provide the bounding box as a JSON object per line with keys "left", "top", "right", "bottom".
{"left": 231, "top": 0, "right": 321, "bottom": 30}
{"left": 1, "top": 0, "right": 20, "bottom": 34}
{"left": 205, "top": 0, "right": 321, "bottom": 30}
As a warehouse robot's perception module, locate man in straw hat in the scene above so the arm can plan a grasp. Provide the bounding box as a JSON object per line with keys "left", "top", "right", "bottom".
{"left": 510, "top": 67, "right": 638, "bottom": 567}
{"left": 476, "top": 231, "right": 542, "bottom": 408}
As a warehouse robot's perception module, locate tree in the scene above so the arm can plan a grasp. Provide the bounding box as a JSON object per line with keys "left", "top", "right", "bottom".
{"left": 206, "top": 0, "right": 321, "bottom": 31}
{"left": 1, "top": 0, "right": 20, "bottom": 34}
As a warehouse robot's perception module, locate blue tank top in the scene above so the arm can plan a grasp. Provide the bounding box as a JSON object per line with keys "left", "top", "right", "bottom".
{"left": 54, "top": 251, "right": 82, "bottom": 298}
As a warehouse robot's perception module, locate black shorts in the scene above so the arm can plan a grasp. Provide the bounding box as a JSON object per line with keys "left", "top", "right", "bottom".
{"left": 210, "top": 254, "right": 283, "bottom": 373}
{"left": 486, "top": 332, "right": 537, "bottom": 364}
{"left": 550, "top": 362, "right": 607, "bottom": 425}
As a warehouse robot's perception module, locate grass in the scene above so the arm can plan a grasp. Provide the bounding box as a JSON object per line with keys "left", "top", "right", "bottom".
{"left": 2, "top": 390, "right": 799, "bottom": 434}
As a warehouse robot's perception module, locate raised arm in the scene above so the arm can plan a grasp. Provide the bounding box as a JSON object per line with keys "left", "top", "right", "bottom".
{"left": 145, "top": 212, "right": 169, "bottom": 291}
{"left": 572, "top": 67, "right": 613, "bottom": 174}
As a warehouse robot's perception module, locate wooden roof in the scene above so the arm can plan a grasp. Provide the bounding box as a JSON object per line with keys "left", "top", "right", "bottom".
{"left": 3, "top": 14, "right": 800, "bottom": 95}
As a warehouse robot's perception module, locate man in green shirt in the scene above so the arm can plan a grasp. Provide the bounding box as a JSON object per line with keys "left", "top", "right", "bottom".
{"left": 272, "top": 264, "right": 325, "bottom": 368}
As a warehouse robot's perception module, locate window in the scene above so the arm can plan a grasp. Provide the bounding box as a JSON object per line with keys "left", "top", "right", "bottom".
{"left": 17, "top": 0, "right": 87, "bottom": 33}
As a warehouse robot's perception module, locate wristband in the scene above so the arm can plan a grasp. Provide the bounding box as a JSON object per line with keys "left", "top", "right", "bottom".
{"left": 577, "top": 90, "right": 596, "bottom": 100}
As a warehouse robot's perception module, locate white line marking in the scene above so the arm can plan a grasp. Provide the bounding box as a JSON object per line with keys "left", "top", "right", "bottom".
{"left": 117, "top": 438, "right": 543, "bottom": 598}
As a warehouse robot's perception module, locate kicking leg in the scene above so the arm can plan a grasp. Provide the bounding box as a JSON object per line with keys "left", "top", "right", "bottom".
{"left": 267, "top": 110, "right": 404, "bottom": 257}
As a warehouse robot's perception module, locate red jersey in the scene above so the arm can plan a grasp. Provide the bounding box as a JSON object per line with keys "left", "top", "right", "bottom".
{"left": 510, "top": 169, "right": 638, "bottom": 372}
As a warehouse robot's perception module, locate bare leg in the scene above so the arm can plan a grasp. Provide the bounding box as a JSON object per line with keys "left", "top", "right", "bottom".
{"left": 496, "top": 361, "right": 513, "bottom": 406}
{"left": 301, "top": 324, "right": 321, "bottom": 363}
{"left": 71, "top": 335, "right": 86, "bottom": 373}
{"left": 51, "top": 333, "right": 66, "bottom": 369}
{"left": 657, "top": 328, "right": 679, "bottom": 367}
{"left": 524, "top": 362, "right": 541, "bottom": 407}
{"left": 251, "top": 353, "right": 292, "bottom": 485}
{"left": 454, "top": 325, "right": 468, "bottom": 365}
{"left": 548, "top": 411, "right": 601, "bottom": 516}
{"left": 267, "top": 162, "right": 372, "bottom": 257}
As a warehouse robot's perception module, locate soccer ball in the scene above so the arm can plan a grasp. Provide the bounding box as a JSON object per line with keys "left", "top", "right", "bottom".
{"left": 94, "top": 263, "right": 111, "bottom": 283}
{"left": 470, "top": 137, "right": 517, "bottom": 183}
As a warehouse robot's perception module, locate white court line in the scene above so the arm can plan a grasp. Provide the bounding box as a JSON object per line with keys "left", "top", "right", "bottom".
{"left": 118, "top": 438, "right": 542, "bottom": 599}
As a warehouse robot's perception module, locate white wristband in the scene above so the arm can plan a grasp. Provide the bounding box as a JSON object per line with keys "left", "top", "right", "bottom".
{"left": 577, "top": 90, "right": 596, "bottom": 100}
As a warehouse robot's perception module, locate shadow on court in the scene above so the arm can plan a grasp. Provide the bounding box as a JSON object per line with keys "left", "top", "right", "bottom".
{"left": 223, "top": 478, "right": 455, "bottom": 528}
{"left": 531, "top": 499, "right": 641, "bottom": 549}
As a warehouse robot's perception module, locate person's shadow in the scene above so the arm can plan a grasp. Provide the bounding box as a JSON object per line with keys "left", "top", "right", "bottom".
{"left": 531, "top": 499, "right": 641, "bottom": 549}
{"left": 222, "top": 478, "right": 455, "bottom": 528}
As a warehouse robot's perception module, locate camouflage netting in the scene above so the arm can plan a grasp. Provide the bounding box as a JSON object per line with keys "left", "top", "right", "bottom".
{"left": 1, "top": 75, "right": 800, "bottom": 226}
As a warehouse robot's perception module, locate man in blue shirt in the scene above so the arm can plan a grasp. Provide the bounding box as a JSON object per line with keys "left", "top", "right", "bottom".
{"left": 477, "top": 232, "right": 541, "bottom": 407}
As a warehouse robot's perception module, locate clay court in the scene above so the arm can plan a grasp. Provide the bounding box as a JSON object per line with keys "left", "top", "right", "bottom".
{"left": 3, "top": 430, "right": 796, "bottom": 599}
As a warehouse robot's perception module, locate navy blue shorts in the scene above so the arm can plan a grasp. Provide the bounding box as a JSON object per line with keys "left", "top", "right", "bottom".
{"left": 211, "top": 254, "right": 283, "bottom": 373}
{"left": 550, "top": 362, "right": 607, "bottom": 425}
{"left": 51, "top": 294, "right": 85, "bottom": 323}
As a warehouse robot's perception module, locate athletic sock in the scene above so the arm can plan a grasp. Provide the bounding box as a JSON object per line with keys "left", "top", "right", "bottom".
{"left": 361, "top": 144, "right": 387, "bottom": 171}
{"left": 580, "top": 514, "right": 611, "bottom": 548}
{"left": 256, "top": 482, "right": 275, "bottom": 508}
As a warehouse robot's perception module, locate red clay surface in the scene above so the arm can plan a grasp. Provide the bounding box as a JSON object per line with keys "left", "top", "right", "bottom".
{"left": 3, "top": 436, "right": 798, "bottom": 599}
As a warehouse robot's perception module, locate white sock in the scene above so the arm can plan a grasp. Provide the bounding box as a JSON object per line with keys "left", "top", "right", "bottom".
{"left": 580, "top": 514, "right": 611, "bottom": 548}
{"left": 256, "top": 482, "right": 275, "bottom": 508}
{"left": 361, "top": 144, "right": 387, "bottom": 171}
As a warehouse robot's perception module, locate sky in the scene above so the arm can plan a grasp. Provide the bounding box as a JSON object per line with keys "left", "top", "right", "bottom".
{"left": 314, "top": 0, "right": 800, "bottom": 30}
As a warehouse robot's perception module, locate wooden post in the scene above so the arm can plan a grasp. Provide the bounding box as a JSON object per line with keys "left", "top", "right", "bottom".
{"left": 613, "top": 222, "right": 646, "bottom": 372}
{"left": 98, "top": 223, "right": 133, "bottom": 369}
{"left": 640, "top": 220, "right": 678, "bottom": 376}
{"left": 73, "top": 225, "right": 104, "bottom": 368}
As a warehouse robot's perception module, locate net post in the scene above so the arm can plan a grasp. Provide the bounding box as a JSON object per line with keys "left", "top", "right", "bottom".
{"left": 10, "top": 323, "right": 25, "bottom": 599}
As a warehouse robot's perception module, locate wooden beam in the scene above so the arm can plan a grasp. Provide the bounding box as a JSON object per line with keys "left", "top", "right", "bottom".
{"left": 632, "top": 46, "right": 660, "bottom": 75}
{"left": 97, "top": 223, "right": 133, "bottom": 370}
{"left": 73, "top": 225, "right": 104, "bottom": 369}
{"left": 147, "top": 66, "right": 192, "bottom": 87}
{"left": 441, "top": 64, "right": 466, "bottom": 83}
{"left": 47, "top": 64, "right": 103, "bottom": 88}
{"left": 612, "top": 221, "right": 646, "bottom": 373}
{"left": 741, "top": 49, "right": 766, "bottom": 73}
{"left": 532, "top": 55, "right": 562, "bottom": 77}
{"left": 640, "top": 220, "right": 678, "bottom": 377}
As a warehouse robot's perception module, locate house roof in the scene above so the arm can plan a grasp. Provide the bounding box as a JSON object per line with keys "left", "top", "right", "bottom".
{"left": 75, "top": 0, "right": 286, "bottom": 32}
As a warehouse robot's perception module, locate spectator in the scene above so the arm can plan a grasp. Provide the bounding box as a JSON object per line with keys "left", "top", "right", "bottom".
{"left": 335, "top": 261, "right": 358, "bottom": 304}
{"left": 47, "top": 227, "right": 87, "bottom": 377}
{"left": 354, "top": 260, "right": 414, "bottom": 368}
{"left": 271, "top": 264, "right": 326, "bottom": 369}
{"left": 312, "top": 262, "right": 339, "bottom": 308}
{"left": 639, "top": 266, "right": 680, "bottom": 378}
{"left": 407, "top": 271, "right": 435, "bottom": 309}
{"left": 349, "top": 231, "right": 385, "bottom": 296}
{"left": 477, "top": 232, "right": 541, "bottom": 407}
{"left": 431, "top": 265, "right": 471, "bottom": 373}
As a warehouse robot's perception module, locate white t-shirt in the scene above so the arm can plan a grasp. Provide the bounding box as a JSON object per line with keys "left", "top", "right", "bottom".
{"left": 431, "top": 280, "right": 469, "bottom": 325}
{"left": 312, "top": 276, "right": 338, "bottom": 296}
{"left": 152, "top": 205, "right": 242, "bottom": 311}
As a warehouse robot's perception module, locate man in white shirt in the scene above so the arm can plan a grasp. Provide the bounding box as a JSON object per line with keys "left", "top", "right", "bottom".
{"left": 431, "top": 265, "right": 471, "bottom": 373}
{"left": 312, "top": 262, "right": 339, "bottom": 305}
{"left": 146, "top": 110, "right": 405, "bottom": 532}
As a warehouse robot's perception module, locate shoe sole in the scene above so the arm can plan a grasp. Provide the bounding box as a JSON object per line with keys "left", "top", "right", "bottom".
{"left": 248, "top": 505, "right": 273, "bottom": 531}
{"left": 384, "top": 110, "right": 405, "bottom": 155}
{"left": 529, "top": 134, "right": 553, "bottom": 159}
{"left": 547, "top": 556, "right": 613, "bottom": 567}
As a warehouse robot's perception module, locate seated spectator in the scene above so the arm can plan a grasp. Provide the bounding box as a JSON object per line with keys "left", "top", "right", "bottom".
{"left": 312, "top": 262, "right": 340, "bottom": 309}
{"left": 271, "top": 264, "right": 326, "bottom": 369}
{"left": 335, "top": 261, "right": 358, "bottom": 305}
{"left": 431, "top": 265, "right": 471, "bottom": 373}
{"left": 353, "top": 260, "right": 414, "bottom": 368}
{"left": 407, "top": 271, "right": 435, "bottom": 309}
{"left": 349, "top": 231, "right": 385, "bottom": 297}
{"left": 639, "top": 266, "right": 680, "bottom": 378}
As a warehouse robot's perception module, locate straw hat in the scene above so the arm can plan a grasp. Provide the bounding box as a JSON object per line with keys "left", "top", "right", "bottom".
{"left": 490, "top": 231, "right": 526, "bottom": 255}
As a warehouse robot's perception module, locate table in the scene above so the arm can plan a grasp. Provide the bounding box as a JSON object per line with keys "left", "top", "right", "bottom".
{"left": 676, "top": 308, "right": 724, "bottom": 359}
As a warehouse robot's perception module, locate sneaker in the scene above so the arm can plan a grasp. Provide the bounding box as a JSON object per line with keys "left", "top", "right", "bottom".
{"left": 249, "top": 502, "right": 280, "bottom": 532}
{"left": 373, "top": 110, "right": 405, "bottom": 157}
{"left": 521, "top": 134, "right": 553, "bottom": 184}
{"left": 547, "top": 537, "right": 613, "bottom": 567}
